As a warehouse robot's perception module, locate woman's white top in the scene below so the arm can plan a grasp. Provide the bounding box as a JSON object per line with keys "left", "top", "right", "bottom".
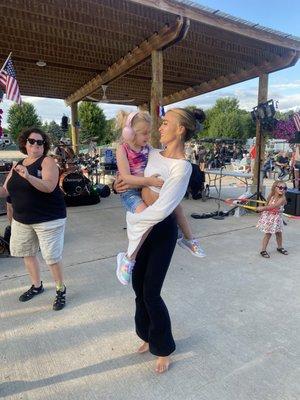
{"left": 126, "top": 148, "right": 192, "bottom": 257}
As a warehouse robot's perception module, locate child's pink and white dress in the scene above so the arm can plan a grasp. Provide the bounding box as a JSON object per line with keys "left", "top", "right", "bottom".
{"left": 257, "top": 197, "right": 284, "bottom": 233}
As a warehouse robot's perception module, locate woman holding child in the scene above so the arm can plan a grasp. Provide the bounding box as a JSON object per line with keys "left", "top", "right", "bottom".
{"left": 115, "top": 107, "right": 205, "bottom": 373}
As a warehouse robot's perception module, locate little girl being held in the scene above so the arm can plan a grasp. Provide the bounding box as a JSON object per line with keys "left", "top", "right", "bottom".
{"left": 116, "top": 110, "right": 205, "bottom": 285}
{"left": 256, "top": 180, "right": 288, "bottom": 258}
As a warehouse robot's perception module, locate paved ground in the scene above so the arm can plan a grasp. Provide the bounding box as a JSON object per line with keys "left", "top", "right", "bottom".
{"left": 0, "top": 186, "right": 299, "bottom": 400}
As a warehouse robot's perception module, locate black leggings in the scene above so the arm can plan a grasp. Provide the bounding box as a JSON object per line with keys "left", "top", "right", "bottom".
{"left": 132, "top": 214, "right": 177, "bottom": 356}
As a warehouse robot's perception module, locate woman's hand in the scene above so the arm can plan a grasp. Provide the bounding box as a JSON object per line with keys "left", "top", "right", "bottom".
{"left": 14, "top": 165, "right": 29, "bottom": 180}
{"left": 256, "top": 206, "right": 264, "bottom": 212}
{"left": 147, "top": 174, "right": 164, "bottom": 188}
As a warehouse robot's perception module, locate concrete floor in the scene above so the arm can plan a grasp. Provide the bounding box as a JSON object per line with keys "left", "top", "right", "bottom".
{"left": 0, "top": 187, "right": 299, "bottom": 400}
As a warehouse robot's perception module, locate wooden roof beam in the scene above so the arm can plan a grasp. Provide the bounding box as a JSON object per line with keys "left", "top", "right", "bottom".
{"left": 161, "top": 50, "right": 298, "bottom": 105}
{"left": 130, "top": 0, "right": 300, "bottom": 50}
{"left": 65, "top": 16, "right": 190, "bottom": 106}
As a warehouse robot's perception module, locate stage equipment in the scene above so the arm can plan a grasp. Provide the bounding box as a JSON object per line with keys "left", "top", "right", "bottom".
{"left": 64, "top": 192, "right": 100, "bottom": 207}
{"left": 250, "top": 100, "right": 278, "bottom": 202}
{"left": 212, "top": 166, "right": 225, "bottom": 220}
{"left": 60, "top": 171, "right": 90, "bottom": 197}
{"left": 284, "top": 189, "right": 300, "bottom": 216}
{"left": 251, "top": 99, "right": 276, "bottom": 131}
{"left": 61, "top": 115, "right": 69, "bottom": 132}
{"left": 91, "top": 184, "right": 111, "bottom": 198}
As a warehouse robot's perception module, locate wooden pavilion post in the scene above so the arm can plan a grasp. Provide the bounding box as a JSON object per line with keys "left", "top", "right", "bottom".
{"left": 252, "top": 73, "right": 268, "bottom": 194}
{"left": 70, "top": 102, "right": 79, "bottom": 155}
{"left": 150, "top": 50, "right": 163, "bottom": 148}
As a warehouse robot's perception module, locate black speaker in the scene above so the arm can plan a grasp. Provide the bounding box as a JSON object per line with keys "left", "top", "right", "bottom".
{"left": 93, "top": 184, "right": 111, "bottom": 198}
{"left": 64, "top": 193, "right": 100, "bottom": 207}
{"left": 284, "top": 189, "right": 300, "bottom": 216}
{"left": 61, "top": 115, "right": 69, "bottom": 132}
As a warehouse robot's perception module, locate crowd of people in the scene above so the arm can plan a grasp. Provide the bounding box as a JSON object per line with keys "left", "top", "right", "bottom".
{"left": 184, "top": 141, "right": 249, "bottom": 170}
{"left": 184, "top": 139, "right": 299, "bottom": 185}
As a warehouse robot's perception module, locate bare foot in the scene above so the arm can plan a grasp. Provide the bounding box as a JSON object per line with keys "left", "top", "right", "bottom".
{"left": 155, "top": 356, "right": 170, "bottom": 373}
{"left": 137, "top": 342, "right": 149, "bottom": 353}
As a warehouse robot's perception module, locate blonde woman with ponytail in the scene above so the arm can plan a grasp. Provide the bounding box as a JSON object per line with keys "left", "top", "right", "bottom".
{"left": 115, "top": 107, "right": 206, "bottom": 373}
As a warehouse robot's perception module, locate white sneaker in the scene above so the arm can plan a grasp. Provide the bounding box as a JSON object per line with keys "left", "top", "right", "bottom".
{"left": 177, "top": 238, "right": 206, "bottom": 258}
{"left": 116, "top": 252, "right": 135, "bottom": 285}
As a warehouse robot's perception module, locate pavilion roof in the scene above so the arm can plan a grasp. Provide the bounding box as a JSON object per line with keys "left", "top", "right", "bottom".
{"left": 1, "top": 0, "right": 300, "bottom": 106}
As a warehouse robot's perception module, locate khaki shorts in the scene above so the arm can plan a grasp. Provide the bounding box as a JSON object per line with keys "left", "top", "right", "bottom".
{"left": 10, "top": 218, "right": 66, "bottom": 265}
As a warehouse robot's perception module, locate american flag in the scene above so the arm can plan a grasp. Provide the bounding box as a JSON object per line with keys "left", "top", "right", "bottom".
{"left": 293, "top": 112, "right": 300, "bottom": 131}
{"left": 0, "top": 57, "right": 22, "bottom": 104}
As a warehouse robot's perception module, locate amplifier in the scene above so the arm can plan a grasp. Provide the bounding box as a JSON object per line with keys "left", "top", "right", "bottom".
{"left": 284, "top": 189, "right": 300, "bottom": 216}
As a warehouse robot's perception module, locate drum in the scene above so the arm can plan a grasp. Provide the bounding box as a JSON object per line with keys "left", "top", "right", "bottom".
{"left": 59, "top": 172, "right": 90, "bottom": 197}
{"left": 65, "top": 161, "right": 78, "bottom": 172}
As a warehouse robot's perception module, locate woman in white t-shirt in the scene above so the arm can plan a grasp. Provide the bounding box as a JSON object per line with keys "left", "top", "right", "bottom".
{"left": 115, "top": 108, "right": 205, "bottom": 373}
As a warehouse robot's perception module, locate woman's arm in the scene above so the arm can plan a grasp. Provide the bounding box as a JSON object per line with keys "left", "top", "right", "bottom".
{"left": 126, "top": 161, "right": 192, "bottom": 257}
{"left": 0, "top": 167, "right": 14, "bottom": 198}
{"left": 14, "top": 157, "right": 59, "bottom": 193}
{"left": 0, "top": 186, "right": 8, "bottom": 198}
{"left": 116, "top": 145, "right": 163, "bottom": 187}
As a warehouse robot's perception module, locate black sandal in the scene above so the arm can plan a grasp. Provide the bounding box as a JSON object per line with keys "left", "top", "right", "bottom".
{"left": 277, "top": 248, "right": 288, "bottom": 255}
{"left": 19, "top": 282, "right": 44, "bottom": 302}
{"left": 53, "top": 286, "right": 66, "bottom": 311}
{"left": 260, "top": 251, "right": 270, "bottom": 258}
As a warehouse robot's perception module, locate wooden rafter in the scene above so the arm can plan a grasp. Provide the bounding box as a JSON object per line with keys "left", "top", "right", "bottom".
{"left": 65, "top": 16, "right": 190, "bottom": 106}
{"left": 130, "top": 0, "right": 300, "bottom": 50}
{"left": 1, "top": 0, "right": 300, "bottom": 103}
{"left": 161, "top": 50, "right": 299, "bottom": 105}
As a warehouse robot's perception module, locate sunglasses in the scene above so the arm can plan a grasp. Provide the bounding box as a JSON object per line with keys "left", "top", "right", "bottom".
{"left": 276, "top": 186, "right": 287, "bottom": 191}
{"left": 27, "top": 138, "right": 45, "bottom": 146}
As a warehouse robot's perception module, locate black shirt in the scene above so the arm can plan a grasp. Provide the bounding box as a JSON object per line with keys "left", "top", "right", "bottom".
{"left": 6, "top": 156, "right": 66, "bottom": 224}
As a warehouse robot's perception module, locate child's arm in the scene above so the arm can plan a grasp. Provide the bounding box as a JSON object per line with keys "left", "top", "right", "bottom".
{"left": 257, "top": 197, "right": 286, "bottom": 212}
{"left": 116, "top": 145, "right": 163, "bottom": 187}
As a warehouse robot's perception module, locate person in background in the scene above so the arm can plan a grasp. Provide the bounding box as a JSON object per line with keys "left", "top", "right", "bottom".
{"left": 256, "top": 180, "right": 288, "bottom": 258}
{"left": 197, "top": 145, "right": 207, "bottom": 171}
{"left": 291, "top": 133, "right": 300, "bottom": 189}
{"left": 0, "top": 127, "right": 67, "bottom": 311}
{"left": 240, "top": 153, "right": 251, "bottom": 173}
{"left": 275, "top": 151, "right": 289, "bottom": 178}
{"left": 262, "top": 152, "right": 274, "bottom": 179}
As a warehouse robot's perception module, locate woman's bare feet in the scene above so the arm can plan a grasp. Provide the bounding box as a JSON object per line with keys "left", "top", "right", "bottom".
{"left": 155, "top": 356, "right": 170, "bottom": 373}
{"left": 137, "top": 342, "right": 149, "bottom": 353}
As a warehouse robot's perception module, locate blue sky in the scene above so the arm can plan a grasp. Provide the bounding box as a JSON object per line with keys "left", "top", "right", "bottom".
{"left": 1, "top": 0, "right": 300, "bottom": 127}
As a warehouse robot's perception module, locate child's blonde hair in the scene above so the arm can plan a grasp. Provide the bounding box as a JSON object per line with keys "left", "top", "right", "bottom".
{"left": 115, "top": 110, "right": 151, "bottom": 142}
{"left": 267, "top": 180, "right": 287, "bottom": 204}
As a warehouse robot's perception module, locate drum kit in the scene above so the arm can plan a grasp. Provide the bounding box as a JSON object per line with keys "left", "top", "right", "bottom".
{"left": 53, "top": 152, "right": 90, "bottom": 198}
{"left": 53, "top": 146, "right": 111, "bottom": 202}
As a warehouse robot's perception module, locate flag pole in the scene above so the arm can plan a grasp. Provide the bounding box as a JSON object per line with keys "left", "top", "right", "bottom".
{"left": 0, "top": 52, "right": 12, "bottom": 74}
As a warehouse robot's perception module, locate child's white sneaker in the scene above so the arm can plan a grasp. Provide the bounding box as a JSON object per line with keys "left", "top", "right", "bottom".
{"left": 178, "top": 238, "right": 206, "bottom": 258}
{"left": 116, "top": 252, "right": 135, "bottom": 285}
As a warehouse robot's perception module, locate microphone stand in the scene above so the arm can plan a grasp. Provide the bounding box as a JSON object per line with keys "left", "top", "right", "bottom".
{"left": 212, "top": 165, "right": 225, "bottom": 220}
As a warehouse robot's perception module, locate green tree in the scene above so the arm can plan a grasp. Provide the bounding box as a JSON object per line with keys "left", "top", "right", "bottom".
{"left": 43, "top": 120, "right": 63, "bottom": 144}
{"left": 102, "top": 118, "right": 118, "bottom": 144}
{"left": 78, "top": 102, "right": 107, "bottom": 145}
{"left": 198, "top": 97, "right": 255, "bottom": 140}
{"left": 7, "top": 102, "right": 42, "bottom": 142}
